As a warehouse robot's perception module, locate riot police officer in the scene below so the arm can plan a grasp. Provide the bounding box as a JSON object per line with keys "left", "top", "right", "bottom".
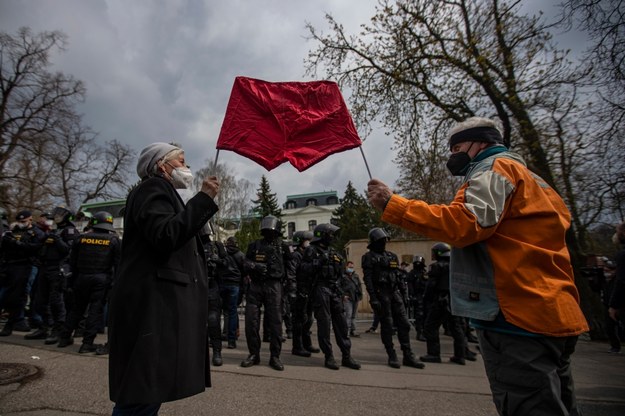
{"left": 25, "top": 208, "right": 78, "bottom": 344}
{"left": 288, "top": 230, "right": 320, "bottom": 357}
{"left": 362, "top": 228, "right": 424, "bottom": 369}
{"left": 407, "top": 255, "right": 427, "bottom": 341}
{"left": 58, "top": 211, "right": 121, "bottom": 353}
{"left": 420, "top": 242, "right": 473, "bottom": 365}
{"left": 0, "top": 210, "right": 45, "bottom": 336}
{"left": 200, "top": 227, "right": 224, "bottom": 366}
{"left": 301, "top": 223, "right": 361, "bottom": 370}
{"left": 241, "top": 215, "right": 292, "bottom": 371}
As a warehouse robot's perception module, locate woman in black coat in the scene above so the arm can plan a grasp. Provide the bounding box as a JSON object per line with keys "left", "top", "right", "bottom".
{"left": 108, "top": 143, "right": 219, "bottom": 415}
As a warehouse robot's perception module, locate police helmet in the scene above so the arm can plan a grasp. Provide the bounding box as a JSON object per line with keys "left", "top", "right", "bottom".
{"left": 260, "top": 215, "right": 281, "bottom": 236}
{"left": 292, "top": 230, "right": 314, "bottom": 246}
{"left": 431, "top": 242, "right": 451, "bottom": 260}
{"left": 52, "top": 206, "right": 74, "bottom": 224}
{"left": 412, "top": 255, "right": 426, "bottom": 266}
{"left": 226, "top": 236, "right": 238, "bottom": 247}
{"left": 367, "top": 228, "right": 390, "bottom": 247}
{"left": 312, "top": 223, "right": 340, "bottom": 243}
{"left": 90, "top": 211, "right": 115, "bottom": 232}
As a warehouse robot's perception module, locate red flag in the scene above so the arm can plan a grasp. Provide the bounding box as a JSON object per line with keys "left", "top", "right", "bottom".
{"left": 216, "top": 76, "right": 362, "bottom": 172}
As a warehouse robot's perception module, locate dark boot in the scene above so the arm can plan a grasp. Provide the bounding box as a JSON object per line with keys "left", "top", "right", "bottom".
{"left": 24, "top": 328, "right": 48, "bottom": 340}
{"left": 324, "top": 355, "right": 339, "bottom": 370}
{"left": 465, "top": 348, "right": 478, "bottom": 361}
{"left": 95, "top": 343, "right": 109, "bottom": 355}
{"left": 419, "top": 354, "right": 442, "bottom": 363}
{"left": 403, "top": 351, "right": 426, "bottom": 369}
{"left": 240, "top": 354, "right": 260, "bottom": 367}
{"left": 269, "top": 356, "right": 284, "bottom": 371}
{"left": 57, "top": 337, "right": 74, "bottom": 348}
{"left": 212, "top": 349, "right": 223, "bottom": 366}
{"left": 341, "top": 355, "right": 361, "bottom": 370}
{"left": 304, "top": 345, "right": 321, "bottom": 353}
{"left": 387, "top": 350, "right": 401, "bottom": 369}
{"left": 78, "top": 343, "right": 99, "bottom": 353}
{"left": 450, "top": 356, "right": 466, "bottom": 365}
{"left": 0, "top": 323, "right": 13, "bottom": 337}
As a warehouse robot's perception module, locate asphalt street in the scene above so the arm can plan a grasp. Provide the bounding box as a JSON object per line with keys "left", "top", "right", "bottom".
{"left": 1, "top": 318, "right": 624, "bottom": 416}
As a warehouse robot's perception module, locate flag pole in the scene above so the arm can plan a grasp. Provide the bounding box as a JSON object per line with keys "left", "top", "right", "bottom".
{"left": 212, "top": 149, "right": 220, "bottom": 176}
{"left": 359, "top": 146, "right": 372, "bottom": 180}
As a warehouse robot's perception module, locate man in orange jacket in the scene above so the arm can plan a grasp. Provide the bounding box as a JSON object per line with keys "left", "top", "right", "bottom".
{"left": 367, "top": 116, "right": 588, "bottom": 416}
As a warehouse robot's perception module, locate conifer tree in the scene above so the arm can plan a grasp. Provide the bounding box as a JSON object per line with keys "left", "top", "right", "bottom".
{"left": 332, "top": 181, "right": 381, "bottom": 253}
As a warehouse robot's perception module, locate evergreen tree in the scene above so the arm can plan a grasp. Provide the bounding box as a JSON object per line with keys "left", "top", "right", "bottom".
{"left": 250, "top": 175, "right": 283, "bottom": 235}
{"left": 332, "top": 181, "right": 381, "bottom": 254}
{"left": 235, "top": 218, "right": 261, "bottom": 254}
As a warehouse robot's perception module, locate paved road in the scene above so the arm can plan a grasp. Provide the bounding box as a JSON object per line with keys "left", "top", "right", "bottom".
{"left": 1, "top": 320, "right": 624, "bottom": 416}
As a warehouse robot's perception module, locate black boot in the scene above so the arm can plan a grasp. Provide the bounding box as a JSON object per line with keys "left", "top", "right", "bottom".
{"left": 240, "top": 354, "right": 260, "bottom": 367}
{"left": 387, "top": 350, "right": 401, "bottom": 369}
{"left": 0, "top": 323, "right": 13, "bottom": 337}
{"left": 269, "top": 356, "right": 284, "bottom": 371}
{"left": 324, "top": 355, "right": 339, "bottom": 370}
{"left": 341, "top": 355, "right": 361, "bottom": 370}
{"left": 24, "top": 328, "right": 48, "bottom": 340}
{"left": 212, "top": 349, "right": 223, "bottom": 366}
{"left": 419, "top": 354, "right": 442, "bottom": 363}
{"left": 403, "top": 351, "right": 426, "bottom": 369}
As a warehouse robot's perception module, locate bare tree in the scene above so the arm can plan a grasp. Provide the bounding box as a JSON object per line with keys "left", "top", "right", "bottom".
{"left": 1, "top": 27, "right": 134, "bottom": 214}
{"left": 194, "top": 161, "right": 254, "bottom": 240}
{"left": 305, "top": 0, "right": 614, "bottom": 332}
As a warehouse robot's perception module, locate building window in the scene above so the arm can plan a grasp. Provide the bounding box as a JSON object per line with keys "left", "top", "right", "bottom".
{"left": 308, "top": 220, "right": 317, "bottom": 230}
{"left": 288, "top": 222, "right": 295, "bottom": 238}
{"left": 286, "top": 200, "right": 296, "bottom": 209}
{"left": 306, "top": 198, "right": 317, "bottom": 206}
{"left": 327, "top": 196, "right": 338, "bottom": 205}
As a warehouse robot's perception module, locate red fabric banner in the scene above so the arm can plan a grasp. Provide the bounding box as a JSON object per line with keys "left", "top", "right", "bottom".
{"left": 216, "top": 76, "right": 362, "bottom": 172}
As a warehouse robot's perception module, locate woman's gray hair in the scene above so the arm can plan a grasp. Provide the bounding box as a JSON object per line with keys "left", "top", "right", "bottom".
{"left": 151, "top": 148, "right": 185, "bottom": 175}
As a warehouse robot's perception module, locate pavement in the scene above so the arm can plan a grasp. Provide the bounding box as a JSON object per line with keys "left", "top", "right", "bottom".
{"left": 0, "top": 318, "right": 624, "bottom": 416}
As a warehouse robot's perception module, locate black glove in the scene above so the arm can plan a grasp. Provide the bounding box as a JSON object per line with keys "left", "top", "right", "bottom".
{"left": 254, "top": 263, "right": 267, "bottom": 276}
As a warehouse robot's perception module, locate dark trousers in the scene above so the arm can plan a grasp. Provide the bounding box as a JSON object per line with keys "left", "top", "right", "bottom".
{"left": 377, "top": 289, "right": 412, "bottom": 355}
{"left": 33, "top": 266, "right": 66, "bottom": 330}
{"left": 423, "top": 295, "right": 466, "bottom": 357}
{"left": 313, "top": 285, "right": 351, "bottom": 358}
{"left": 244, "top": 279, "right": 283, "bottom": 358}
{"left": 208, "top": 281, "right": 222, "bottom": 352}
{"left": 477, "top": 329, "right": 580, "bottom": 416}
{"left": 1, "top": 263, "right": 32, "bottom": 325}
{"left": 112, "top": 403, "right": 161, "bottom": 416}
{"left": 62, "top": 273, "right": 107, "bottom": 345}
{"left": 291, "top": 293, "right": 316, "bottom": 350}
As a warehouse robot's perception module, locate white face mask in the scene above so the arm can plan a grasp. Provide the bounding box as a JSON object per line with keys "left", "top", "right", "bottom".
{"left": 170, "top": 167, "right": 194, "bottom": 189}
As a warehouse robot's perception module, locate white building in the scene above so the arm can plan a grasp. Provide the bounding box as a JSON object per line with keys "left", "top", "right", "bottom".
{"left": 281, "top": 191, "right": 339, "bottom": 238}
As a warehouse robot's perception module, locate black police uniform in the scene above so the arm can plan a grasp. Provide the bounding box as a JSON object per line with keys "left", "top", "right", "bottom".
{"left": 288, "top": 246, "right": 320, "bottom": 356}
{"left": 362, "top": 249, "right": 423, "bottom": 368}
{"left": 242, "top": 237, "right": 291, "bottom": 368}
{"left": 59, "top": 229, "right": 121, "bottom": 350}
{"left": 406, "top": 262, "right": 428, "bottom": 341}
{"left": 201, "top": 234, "right": 224, "bottom": 366}
{"left": 0, "top": 224, "right": 45, "bottom": 335}
{"left": 421, "top": 258, "right": 467, "bottom": 362}
{"left": 301, "top": 242, "right": 359, "bottom": 369}
{"left": 29, "top": 223, "right": 78, "bottom": 343}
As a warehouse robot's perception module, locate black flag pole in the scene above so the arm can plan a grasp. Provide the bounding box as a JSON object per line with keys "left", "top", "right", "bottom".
{"left": 212, "top": 149, "right": 220, "bottom": 176}
{"left": 360, "top": 146, "right": 373, "bottom": 180}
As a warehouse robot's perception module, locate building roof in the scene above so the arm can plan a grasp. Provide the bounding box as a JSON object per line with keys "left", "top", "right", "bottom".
{"left": 283, "top": 191, "right": 339, "bottom": 209}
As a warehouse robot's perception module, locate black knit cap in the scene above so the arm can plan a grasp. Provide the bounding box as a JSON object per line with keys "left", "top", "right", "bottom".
{"left": 448, "top": 126, "right": 504, "bottom": 150}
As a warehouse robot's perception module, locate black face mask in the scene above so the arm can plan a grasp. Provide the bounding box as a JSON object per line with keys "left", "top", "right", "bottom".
{"left": 446, "top": 152, "right": 471, "bottom": 176}
{"left": 446, "top": 142, "right": 475, "bottom": 176}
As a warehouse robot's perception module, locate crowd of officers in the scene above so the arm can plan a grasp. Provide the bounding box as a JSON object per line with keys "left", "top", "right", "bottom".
{"left": 0, "top": 208, "right": 477, "bottom": 371}
{"left": 212, "top": 215, "right": 478, "bottom": 371}
{"left": 0, "top": 207, "right": 120, "bottom": 354}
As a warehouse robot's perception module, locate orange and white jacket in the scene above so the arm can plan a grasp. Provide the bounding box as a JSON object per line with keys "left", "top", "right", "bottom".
{"left": 382, "top": 148, "right": 588, "bottom": 337}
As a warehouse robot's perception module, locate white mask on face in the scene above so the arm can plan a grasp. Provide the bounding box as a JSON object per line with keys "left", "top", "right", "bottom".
{"left": 170, "top": 167, "right": 194, "bottom": 189}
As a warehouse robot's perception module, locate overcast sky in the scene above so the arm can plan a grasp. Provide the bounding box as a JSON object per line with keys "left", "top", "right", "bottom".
{"left": 1, "top": 0, "right": 576, "bottom": 206}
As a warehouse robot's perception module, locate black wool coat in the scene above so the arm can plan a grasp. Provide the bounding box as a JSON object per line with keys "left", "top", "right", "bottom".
{"left": 108, "top": 176, "right": 218, "bottom": 405}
